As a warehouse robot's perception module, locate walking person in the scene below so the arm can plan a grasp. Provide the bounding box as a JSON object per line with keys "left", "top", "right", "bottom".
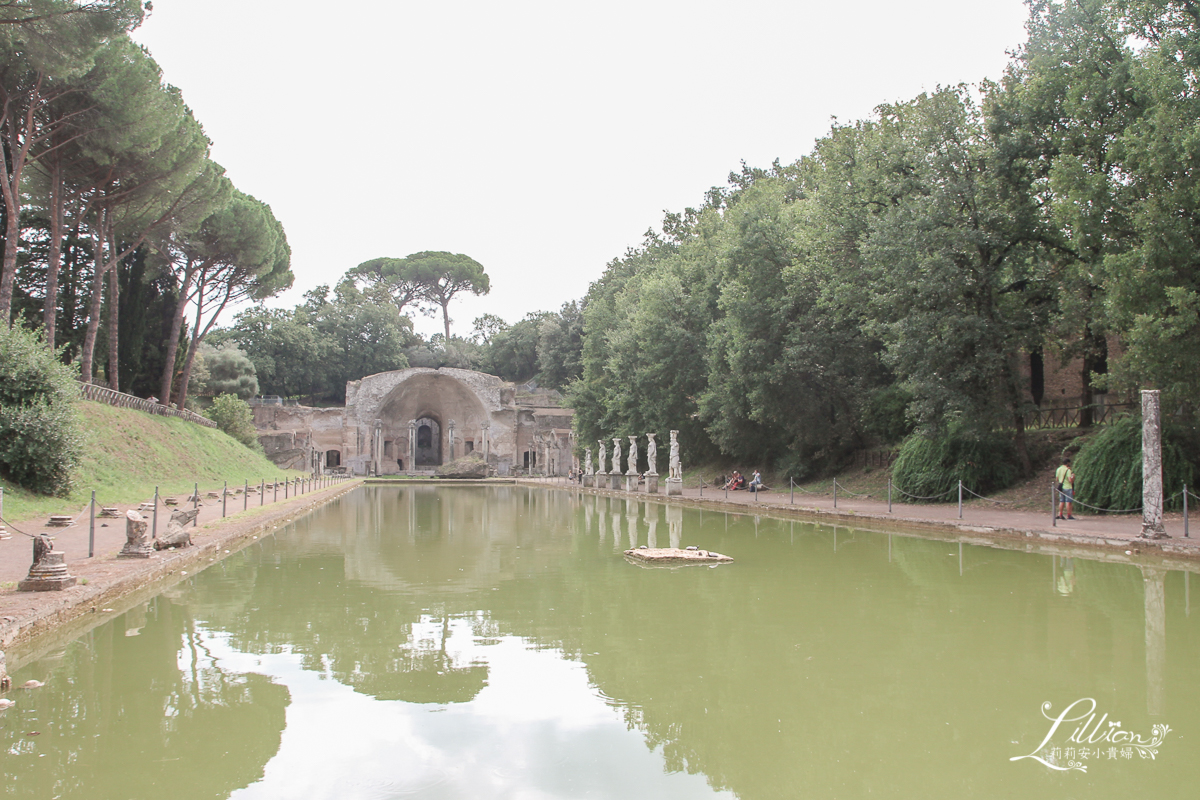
{"left": 1055, "top": 458, "right": 1076, "bottom": 520}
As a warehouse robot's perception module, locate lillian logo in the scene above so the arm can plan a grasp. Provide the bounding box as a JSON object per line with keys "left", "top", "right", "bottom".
{"left": 1011, "top": 698, "right": 1171, "bottom": 773}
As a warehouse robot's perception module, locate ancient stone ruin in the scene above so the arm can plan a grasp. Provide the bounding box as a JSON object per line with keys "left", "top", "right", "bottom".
{"left": 118, "top": 510, "right": 154, "bottom": 559}
{"left": 154, "top": 508, "right": 198, "bottom": 550}
{"left": 18, "top": 534, "right": 77, "bottom": 591}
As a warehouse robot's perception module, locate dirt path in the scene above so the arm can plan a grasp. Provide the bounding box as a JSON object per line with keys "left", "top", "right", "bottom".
{"left": 0, "top": 477, "right": 361, "bottom": 653}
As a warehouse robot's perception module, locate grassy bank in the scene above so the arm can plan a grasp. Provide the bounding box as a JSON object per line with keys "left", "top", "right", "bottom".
{"left": 3, "top": 401, "right": 304, "bottom": 524}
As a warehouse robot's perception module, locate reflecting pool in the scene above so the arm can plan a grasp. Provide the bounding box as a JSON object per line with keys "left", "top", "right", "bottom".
{"left": 2, "top": 486, "right": 1198, "bottom": 798}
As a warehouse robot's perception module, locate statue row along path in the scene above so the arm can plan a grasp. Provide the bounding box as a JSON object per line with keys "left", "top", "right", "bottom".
{"left": 521, "top": 476, "right": 1200, "bottom": 561}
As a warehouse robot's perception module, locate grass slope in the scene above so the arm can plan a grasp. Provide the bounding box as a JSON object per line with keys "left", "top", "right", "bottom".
{"left": 3, "top": 401, "right": 303, "bottom": 524}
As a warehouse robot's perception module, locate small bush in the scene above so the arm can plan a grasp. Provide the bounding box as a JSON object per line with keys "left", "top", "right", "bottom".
{"left": 892, "top": 426, "right": 1020, "bottom": 502}
{"left": 1073, "top": 414, "right": 1197, "bottom": 513}
{"left": 205, "top": 393, "right": 260, "bottom": 450}
{"left": 0, "top": 325, "right": 81, "bottom": 496}
{"left": 862, "top": 386, "right": 914, "bottom": 445}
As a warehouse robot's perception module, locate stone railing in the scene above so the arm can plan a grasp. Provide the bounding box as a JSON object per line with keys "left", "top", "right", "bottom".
{"left": 77, "top": 382, "right": 217, "bottom": 429}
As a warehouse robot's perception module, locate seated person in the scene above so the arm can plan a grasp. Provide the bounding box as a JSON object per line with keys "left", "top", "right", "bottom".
{"left": 748, "top": 470, "right": 766, "bottom": 492}
{"left": 730, "top": 471, "right": 746, "bottom": 490}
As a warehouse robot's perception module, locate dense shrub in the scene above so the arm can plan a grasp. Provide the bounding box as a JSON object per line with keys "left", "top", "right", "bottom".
{"left": 205, "top": 393, "right": 261, "bottom": 450}
{"left": 1073, "top": 414, "right": 1197, "bottom": 513}
{"left": 0, "top": 325, "right": 82, "bottom": 496}
{"left": 891, "top": 426, "right": 1020, "bottom": 502}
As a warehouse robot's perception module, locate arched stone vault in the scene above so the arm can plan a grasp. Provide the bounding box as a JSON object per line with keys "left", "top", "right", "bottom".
{"left": 256, "top": 367, "right": 573, "bottom": 477}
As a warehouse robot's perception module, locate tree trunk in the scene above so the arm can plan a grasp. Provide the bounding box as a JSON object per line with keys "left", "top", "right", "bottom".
{"left": 442, "top": 302, "right": 451, "bottom": 340}
{"left": 44, "top": 156, "right": 63, "bottom": 349}
{"left": 174, "top": 285, "right": 203, "bottom": 409}
{"left": 159, "top": 263, "right": 197, "bottom": 404}
{"left": 78, "top": 215, "right": 107, "bottom": 383}
{"left": 106, "top": 253, "right": 119, "bottom": 391}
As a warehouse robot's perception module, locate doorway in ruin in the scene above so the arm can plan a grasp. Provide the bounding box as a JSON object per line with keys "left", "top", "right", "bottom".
{"left": 414, "top": 416, "right": 442, "bottom": 466}
{"left": 326, "top": 449, "right": 341, "bottom": 468}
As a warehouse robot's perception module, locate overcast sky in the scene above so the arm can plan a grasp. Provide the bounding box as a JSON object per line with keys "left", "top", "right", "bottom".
{"left": 132, "top": 0, "right": 1031, "bottom": 339}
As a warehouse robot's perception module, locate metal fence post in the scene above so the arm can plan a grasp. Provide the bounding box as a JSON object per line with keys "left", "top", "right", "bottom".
{"left": 152, "top": 486, "right": 159, "bottom": 539}
{"left": 222, "top": 481, "right": 228, "bottom": 518}
{"left": 1185, "top": 483, "right": 1190, "bottom": 539}
{"left": 194, "top": 482, "right": 199, "bottom": 527}
{"left": 888, "top": 478, "right": 892, "bottom": 513}
{"left": 833, "top": 479, "right": 838, "bottom": 508}
{"left": 244, "top": 480, "right": 248, "bottom": 510}
{"left": 790, "top": 477, "right": 794, "bottom": 504}
{"left": 958, "top": 480, "right": 963, "bottom": 519}
{"left": 1051, "top": 480, "right": 1057, "bottom": 527}
{"left": 285, "top": 478, "right": 289, "bottom": 499}
{"left": 89, "top": 490, "right": 96, "bottom": 558}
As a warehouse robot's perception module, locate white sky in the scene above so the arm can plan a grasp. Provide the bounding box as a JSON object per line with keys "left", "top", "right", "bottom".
{"left": 132, "top": 0, "right": 1031, "bottom": 339}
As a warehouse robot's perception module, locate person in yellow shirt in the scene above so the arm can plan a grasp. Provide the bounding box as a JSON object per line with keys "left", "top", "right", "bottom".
{"left": 1055, "top": 458, "right": 1076, "bottom": 520}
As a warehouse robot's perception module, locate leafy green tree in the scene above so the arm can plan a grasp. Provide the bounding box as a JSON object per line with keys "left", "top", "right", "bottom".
{"left": 193, "top": 342, "right": 258, "bottom": 399}
{"left": 536, "top": 300, "right": 583, "bottom": 390}
{"left": 0, "top": 322, "right": 80, "bottom": 494}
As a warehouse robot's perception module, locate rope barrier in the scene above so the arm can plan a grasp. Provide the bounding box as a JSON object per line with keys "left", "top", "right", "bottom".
{"left": 892, "top": 485, "right": 958, "bottom": 501}
{"left": 960, "top": 485, "right": 1017, "bottom": 505}
{"left": 831, "top": 479, "right": 870, "bottom": 498}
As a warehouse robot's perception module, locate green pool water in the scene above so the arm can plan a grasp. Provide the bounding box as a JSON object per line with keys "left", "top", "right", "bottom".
{"left": 2, "top": 485, "right": 1196, "bottom": 799}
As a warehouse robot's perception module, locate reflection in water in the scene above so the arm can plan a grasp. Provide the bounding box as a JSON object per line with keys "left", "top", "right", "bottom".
{"left": 1143, "top": 566, "right": 1167, "bottom": 716}
{"left": 3, "top": 486, "right": 1198, "bottom": 800}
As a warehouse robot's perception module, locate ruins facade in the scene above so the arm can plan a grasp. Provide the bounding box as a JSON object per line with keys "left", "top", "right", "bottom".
{"left": 253, "top": 367, "right": 574, "bottom": 476}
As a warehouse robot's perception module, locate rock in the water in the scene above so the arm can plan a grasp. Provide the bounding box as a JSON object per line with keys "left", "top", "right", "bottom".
{"left": 624, "top": 547, "right": 732, "bottom": 565}
{"left": 434, "top": 454, "right": 489, "bottom": 479}
{"left": 0, "top": 698, "right": 15, "bottom": 710}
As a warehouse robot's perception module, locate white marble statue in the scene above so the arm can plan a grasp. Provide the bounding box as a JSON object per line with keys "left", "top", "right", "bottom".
{"left": 668, "top": 430, "right": 681, "bottom": 480}
{"left": 627, "top": 435, "right": 638, "bottom": 475}
{"left": 585, "top": 448, "right": 593, "bottom": 475}
{"left": 646, "top": 433, "right": 657, "bottom": 475}
{"left": 597, "top": 440, "right": 607, "bottom": 474}
{"left": 612, "top": 438, "right": 622, "bottom": 476}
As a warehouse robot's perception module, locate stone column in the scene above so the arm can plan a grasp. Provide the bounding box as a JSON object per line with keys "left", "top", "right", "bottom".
{"left": 372, "top": 419, "right": 382, "bottom": 477}
{"left": 447, "top": 419, "right": 456, "bottom": 462}
{"left": 19, "top": 534, "right": 78, "bottom": 589}
{"left": 1141, "top": 389, "right": 1168, "bottom": 538}
{"left": 408, "top": 419, "right": 417, "bottom": 472}
{"left": 117, "top": 512, "right": 154, "bottom": 560}
{"left": 482, "top": 422, "right": 491, "bottom": 463}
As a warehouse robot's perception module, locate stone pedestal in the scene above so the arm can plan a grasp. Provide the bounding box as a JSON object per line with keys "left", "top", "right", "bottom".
{"left": 18, "top": 536, "right": 76, "bottom": 591}
{"left": 0, "top": 649, "right": 9, "bottom": 691}
{"left": 583, "top": 475, "right": 593, "bottom": 488}
{"left": 610, "top": 473, "right": 622, "bottom": 491}
{"left": 665, "top": 478, "right": 683, "bottom": 497}
{"left": 646, "top": 475, "right": 659, "bottom": 494}
{"left": 625, "top": 474, "right": 637, "bottom": 493}
{"left": 118, "top": 511, "right": 154, "bottom": 559}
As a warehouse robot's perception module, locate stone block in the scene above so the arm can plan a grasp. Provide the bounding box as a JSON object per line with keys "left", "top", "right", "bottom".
{"left": 625, "top": 475, "right": 637, "bottom": 493}
{"left": 118, "top": 511, "right": 154, "bottom": 559}
{"left": 645, "top": 475, "right": 659, "bottom": 494}
{"left": 18, "top": 535, "right": 76, "bottom": 591}
{"left": 665, "top": 478, "right": 683, "bottom": 497}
